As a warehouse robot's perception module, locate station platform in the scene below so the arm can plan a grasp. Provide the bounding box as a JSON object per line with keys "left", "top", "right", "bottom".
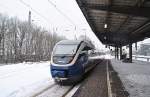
{"left": 72, "top": 58, "right": 150, "bottom": 97}
{"left": 72, "top": 59, "right": 129, "bottom": 97}
{"left": 111, "top": 59, "right": 150, "bottom": 97}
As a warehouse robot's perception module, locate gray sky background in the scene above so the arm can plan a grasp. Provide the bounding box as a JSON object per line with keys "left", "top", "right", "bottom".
{"left": 0, "top": 0, "right": 149, "bottom": 51}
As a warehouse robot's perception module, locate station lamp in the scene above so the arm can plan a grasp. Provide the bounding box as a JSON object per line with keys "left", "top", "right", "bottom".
{"left": 104, "top": 24, "right": 108, "bottom": 29}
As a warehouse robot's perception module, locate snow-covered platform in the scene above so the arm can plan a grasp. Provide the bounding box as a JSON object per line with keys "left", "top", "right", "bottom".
{"left": 111, "top": 59, "right": 150, "bottom": 97}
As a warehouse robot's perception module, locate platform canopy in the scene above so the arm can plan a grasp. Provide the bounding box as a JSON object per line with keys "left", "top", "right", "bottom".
{"left": 76, "top": 0, "right": 150, "bottom": 47}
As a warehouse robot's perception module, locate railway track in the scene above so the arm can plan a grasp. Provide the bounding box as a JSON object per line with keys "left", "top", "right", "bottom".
{"left": 32, "top": 82, "right": 80, "bottom": 97}
{"left": 31, "top": 82, "right": 57, "bottom": 97}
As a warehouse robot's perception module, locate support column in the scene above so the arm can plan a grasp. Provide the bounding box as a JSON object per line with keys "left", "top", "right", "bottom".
{"left": 114, "top": 47, "right": 116, "bottom": 59}
{"left": 129, "top": 43, "right": 132, "bottom": 63}
{"left": 135, "top": 42, "right": 137, "bottom": 51}
{"left": 120, "top": 46, "right": 122, "bottom": 60}
{"left": 116, "top": 47, "right": 119, "bottom": 59}
{"left": 114, "top": 47, "right": 117, "bottom": 59}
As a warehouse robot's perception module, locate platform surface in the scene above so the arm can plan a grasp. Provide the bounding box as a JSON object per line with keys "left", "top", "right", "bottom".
{"left": 111, "top": 59, "right": 150, "bottom": 97}
{"left": 72, "top": 60, "right": 108, "bottom": 97}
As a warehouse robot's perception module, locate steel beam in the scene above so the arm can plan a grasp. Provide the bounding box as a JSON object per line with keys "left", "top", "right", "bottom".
{"left": 81, "top": 3, "right": 150, "bottom": 18}
{"left": 115, "top": 0, "right": 146, "bottom": 34}
{"left": 130, "top": 21, "right": 150, "bottom": 34}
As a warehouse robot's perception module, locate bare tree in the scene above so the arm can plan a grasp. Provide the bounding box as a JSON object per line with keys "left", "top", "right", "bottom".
{"left": 0, "top": 14, "right": 65, "bottom": 63}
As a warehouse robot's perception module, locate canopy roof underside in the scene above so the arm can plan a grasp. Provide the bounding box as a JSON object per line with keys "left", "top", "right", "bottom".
{"left": 76, "top": 0, "right": 150, "bottom": 46}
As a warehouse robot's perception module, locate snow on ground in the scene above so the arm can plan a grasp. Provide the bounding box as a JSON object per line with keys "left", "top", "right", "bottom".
{"left": 89, "top": 54, "right": 114, "bottom": 60}
{"left": 0, "top": 61, "right": 55, "bottom": 97}
{"left": 36, "top": 84, "right": 72, "bottom": 97}
{"left": 104, "top": 54, "right": 114, "bottom": 59}
{"left": 111, "top": 59, "right": 150, "bottom": 97}
{"left": 133, "top": 55, "right": 150, "bottom": 62}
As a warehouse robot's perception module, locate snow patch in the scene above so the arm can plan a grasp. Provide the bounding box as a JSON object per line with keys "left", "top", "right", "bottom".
{"left": 89, "top": 54, "right": 114, "bottom": 60}
{"left": 126, "top": 74, "right": 150, "bottom": 86}
{"left": 0, "top": 61, "right": 54, "bottom": 97}
{"left": 111, "top": 59, "right": 150, "bottom": 97}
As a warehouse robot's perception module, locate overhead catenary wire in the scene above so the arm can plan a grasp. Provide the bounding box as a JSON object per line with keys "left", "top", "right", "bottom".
{"left": 47, "top": 0, "right": 76, "bottom": 26}
{"left": 47, "top": 0, "right": 79, "bottom": 39}
{"left": 19, "top": 0, "right": 79, "bottom": 39}
{"left": 18, "top": 0, "right": 52, "bottom": 24}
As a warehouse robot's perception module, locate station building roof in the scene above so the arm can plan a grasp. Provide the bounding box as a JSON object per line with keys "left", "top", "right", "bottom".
{"left": 76, "top": 0, "right": 150, "bottom": 47}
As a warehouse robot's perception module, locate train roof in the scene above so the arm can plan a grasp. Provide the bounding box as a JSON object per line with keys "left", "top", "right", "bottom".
{"left": 57, "top": 40, "right": 82, "bottom": 45}
{"left": 57, "top": 40, "right": 95, "bottom": 49}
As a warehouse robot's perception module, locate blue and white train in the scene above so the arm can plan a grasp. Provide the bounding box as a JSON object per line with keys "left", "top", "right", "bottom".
{"left": 50, "top": 40, "right": 96, "bottom": 83}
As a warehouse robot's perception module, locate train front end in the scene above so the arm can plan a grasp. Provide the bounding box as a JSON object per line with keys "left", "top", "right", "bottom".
{"left": 50, "top": 41, "right": 84, "bottom": 83}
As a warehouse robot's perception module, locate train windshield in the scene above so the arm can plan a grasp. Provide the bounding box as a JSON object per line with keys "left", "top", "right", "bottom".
{"left": 53, "top": 44, "right": 78, "bottom": 64}
{"left": 53, "top": 44, "right": 78, "bottom": 55}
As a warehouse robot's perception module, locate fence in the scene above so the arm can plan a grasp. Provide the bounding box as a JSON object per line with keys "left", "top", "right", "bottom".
{"left": 132, "top": 55, "right": 150, "bottom": 62}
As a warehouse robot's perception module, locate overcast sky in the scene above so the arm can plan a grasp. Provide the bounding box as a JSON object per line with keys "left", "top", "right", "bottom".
{"left": 0, "top": 0, "right": 149, "bottom": 51}
{"left": 0, "top": 0, "right": 108, "bottom": 51}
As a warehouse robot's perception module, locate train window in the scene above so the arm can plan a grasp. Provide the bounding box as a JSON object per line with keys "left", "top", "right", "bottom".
{"left": 82, "top": 46, "right": 91, "bottom": 51}
{"left": 53, "top": 44, "right": 78, "bottom": 55}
